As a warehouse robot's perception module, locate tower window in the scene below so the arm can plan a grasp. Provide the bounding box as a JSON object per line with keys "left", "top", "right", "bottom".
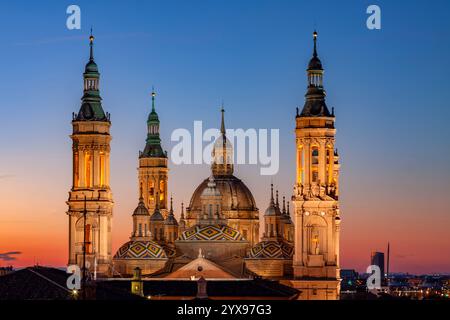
{"left": 312, "top": 171, "right": 319, "bottom": 183}
{"left": 149, "top": 181, "right": 155, "bottom": 201}
{"left": 74, "top": 152, "right": 79, "bottom": 187}
{"left": 312, "top": 148, "right": 319, "bottom": 165}
{"left": 99, "top": 152, "right": 105, "bottom": 186}
{"left": 85, "top": 152, "right": 92, "bottom": 187}
{"left": 159, "top": 181, "right": 165, "bottom": 204}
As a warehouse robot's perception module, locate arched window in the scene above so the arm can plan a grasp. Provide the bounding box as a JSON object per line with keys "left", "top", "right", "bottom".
{"left": 159, "top": 180, "right": 165, "bottom": 203}
{"left": 74, "top": 152, "right": 79, "bottom": 187}
{"left": 148, "top": 180, "right": 155, "bottom": 201}
{"left": 99, "top": 152, "right": 105, "bottom": 186}
{"left": 312, "top": 148, "right": 319, "bottom": 164}
{"left": 85, "top": 152, "right": 92, "bottom": 187}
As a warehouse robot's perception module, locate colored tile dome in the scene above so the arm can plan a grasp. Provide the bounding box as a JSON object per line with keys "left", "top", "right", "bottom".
{"left": 178, "top": 224, "right": 244, "bottom": 241}
{"left": 247, "top": 241, "right": 294, "bottom": 259}
{"left": 113, "top": 240, "right": 167, "bottom": 259}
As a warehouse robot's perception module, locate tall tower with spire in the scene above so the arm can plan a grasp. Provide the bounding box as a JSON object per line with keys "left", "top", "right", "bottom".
{"left": 138, "top": 89, "right": 169, "bottom": 217}
{"left": 289, "top": 31, "right": 341, "bottom": 300}
{"left": 67, "top": 33, "right": 114, "bottom": 276}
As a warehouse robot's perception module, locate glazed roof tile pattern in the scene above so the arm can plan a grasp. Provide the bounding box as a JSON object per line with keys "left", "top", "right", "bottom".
{"left": 162, "top": 244, "right": 177, "bottom": 258}
{"left": 178, "top": 224, "right": 244, "bottom": 241}
{"left": 113, "top": 240, "right": 167, "bottom": 260}
{"left": 247, "top": 240, "right": 294, "bottom": 259}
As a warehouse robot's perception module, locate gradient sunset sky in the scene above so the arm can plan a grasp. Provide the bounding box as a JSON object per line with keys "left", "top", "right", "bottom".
{"left": 0, "top": 0, "right": 449, "bottom": 274}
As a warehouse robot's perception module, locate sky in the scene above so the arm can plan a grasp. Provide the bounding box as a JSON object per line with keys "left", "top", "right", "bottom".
{"left": 0, "top": 0, "right": 449, "bottom": 274}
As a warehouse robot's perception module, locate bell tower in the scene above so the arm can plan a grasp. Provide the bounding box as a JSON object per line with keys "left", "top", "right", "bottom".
{"left": 67, "top": 33, "right": 113, "bottom": 276}
{"left": 288, "top": 31, "right": 341, "bottom": 300}
{"left": 138, "top": 89, "right": 169, "bottom": 217}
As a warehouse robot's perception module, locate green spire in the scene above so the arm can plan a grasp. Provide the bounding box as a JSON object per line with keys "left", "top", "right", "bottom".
{"left": 140, "top": 88, "right": 167, "bottom": 158}
{"left": 89, "top": 28, "right": 94, "bottom": 61}
{"left": 75, "top": 32, "right": 107, "bottom": 122}
{"left": 151, "top": 87, "right": 156, "bottom": 113}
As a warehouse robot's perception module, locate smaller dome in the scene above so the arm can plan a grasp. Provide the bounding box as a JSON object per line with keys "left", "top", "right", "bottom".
{"left": 264, "top": 204, "right": 277, "bottom": 216}
{"left": 308, "top": 56, "right": 323, "bottom": 71}
{"left": 164, "top": 214, "right": 178, "bottom": 226}
{"left": 265, "top": 203, "right": 282, "bottom": 216}
{"left": 178, "top": 224, "right": 244, "bottom": 241}
{"left": 85, "top": 60, "right": 98, "bottom": 73}
{"left": 247, "top": 241, "right": 294, "bottom": 259}
{"left": 113, "top": 240, "right": 167, "bottom": 259}
{"left": 264, "top": 185, "right": 281, "bottom": 216}
{"left": 151, "top": 208, "right": 164, "bottom": 221}
{"left": 133, "top": 198, "right": 149, "bottom": 216}
{"left": 147, "top": 110, "right": 159, "bottom": 123}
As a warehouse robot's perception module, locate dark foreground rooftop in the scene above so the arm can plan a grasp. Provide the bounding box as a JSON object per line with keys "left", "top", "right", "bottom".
{"left": 0, "top": 267, "right": 298, "bottom": 300}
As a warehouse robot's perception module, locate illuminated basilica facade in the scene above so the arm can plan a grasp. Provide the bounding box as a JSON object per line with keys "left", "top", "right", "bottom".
{"left": 67, "top": 31, "right": 341, "bottom": 300}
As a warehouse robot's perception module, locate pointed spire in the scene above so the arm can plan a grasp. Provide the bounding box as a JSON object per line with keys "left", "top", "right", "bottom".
{"left": 282, "top": 196, "right": 286, "bottom": 214}
{"left": 313, "top": 30, "right": 318, "bottom": 58}
{"left": 220, "top": 107, "right": 225, "bottom": 135}
{"left": 169, "top": 195, "right": 174, "bottom": 214}
{"left": 151, "top": 87, "right": 156, "bottom": 113}
{"left": 180, "top": 202, "right": 185, "bottom": 219}
{"left": 270, "top": 183, "right": 274, "bottom": 205}
{"left": 287, "top": 201, "right": 290, "bottom": 215}
{"left": 276, "top": 190, "right": 280, "bottom": 208}
{"left": 89, "top": 28, "right": 94, "bottom": 61}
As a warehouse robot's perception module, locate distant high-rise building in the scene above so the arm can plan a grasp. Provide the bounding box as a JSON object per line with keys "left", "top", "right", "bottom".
{"left": 371, "top": 251, "right": 385, "bottom": 280}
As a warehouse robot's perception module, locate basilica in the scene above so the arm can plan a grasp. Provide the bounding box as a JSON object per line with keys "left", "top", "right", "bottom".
{"left": 66, "top": 31, "right": 342, "bottom": 300}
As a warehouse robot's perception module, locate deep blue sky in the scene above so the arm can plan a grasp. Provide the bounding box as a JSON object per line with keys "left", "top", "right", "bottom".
{"left": 0, "top": 0, "right": 449, "bottom": 272}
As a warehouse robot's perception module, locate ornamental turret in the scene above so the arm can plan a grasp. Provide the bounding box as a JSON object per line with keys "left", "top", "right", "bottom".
{"left": 138, "top": 89, "right": 169, "bottom": 217}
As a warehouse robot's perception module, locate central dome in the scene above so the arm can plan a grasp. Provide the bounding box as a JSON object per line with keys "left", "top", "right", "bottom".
{"left": 188, "top": 175, "right": 257, "bottom": 215}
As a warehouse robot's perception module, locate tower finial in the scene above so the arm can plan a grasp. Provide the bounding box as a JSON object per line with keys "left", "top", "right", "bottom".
{"left": 139, "top": 183, "right": 143, "bottom": 201}
{"left": 282, "top": 196, "right": 286, "bottom": 214}
{"left": 313, "top": 30, "right": 318, "bottom": 57}
{"left": 89, "top": 28, "right": 94, "bottom": 61}
{"left": 276, "top": 190, "right": 280, "bottom": 208}
{"left": 170, "top": 195, "right": 173, "bottom": 213}
{"left": 220, "top": 106, "right": 225, "bottom": 135}
{"left": 151, "top": 86, "right": 156, "bottom": 112}
{"left": 270, "top": 183, "right": 274, "bottom": 204}
{"left": 181, "top": 202, "right": 185, "bottom": 219}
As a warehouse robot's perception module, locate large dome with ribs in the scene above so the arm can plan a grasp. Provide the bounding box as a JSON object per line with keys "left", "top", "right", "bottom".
{"left": 187, "top": 175, "right": 258, "bottom": 219}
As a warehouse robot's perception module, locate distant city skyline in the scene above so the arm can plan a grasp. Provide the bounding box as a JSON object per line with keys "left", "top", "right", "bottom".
{"left": 0, "top": 0, "right": 450, "bottom": 274}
